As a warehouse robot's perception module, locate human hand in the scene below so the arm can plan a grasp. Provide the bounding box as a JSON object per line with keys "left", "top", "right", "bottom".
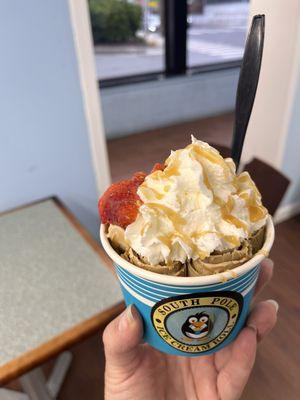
{"left": 103, "top": 259, "right": 278, "bottom": 400}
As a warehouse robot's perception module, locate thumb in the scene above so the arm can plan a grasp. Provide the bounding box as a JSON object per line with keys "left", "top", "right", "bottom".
{"left": 103, "top": 305, "right": 143, "bottom": 373}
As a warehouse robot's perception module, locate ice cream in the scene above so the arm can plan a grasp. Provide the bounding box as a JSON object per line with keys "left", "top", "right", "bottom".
{"left": 99, "top": 137, "right": 268, "bottom": 276}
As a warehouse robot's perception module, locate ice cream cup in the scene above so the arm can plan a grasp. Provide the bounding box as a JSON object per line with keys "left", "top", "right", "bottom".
{"left": 100, "top": 216, "right": 274, "bottom": 357}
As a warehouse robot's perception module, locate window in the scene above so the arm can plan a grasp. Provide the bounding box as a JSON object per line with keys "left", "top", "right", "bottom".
{"left": 89, "top": 0, "right": 249, "bottom": 84}
{"left": 187, "top": 0, "right": 249, "bottom": 68}
{"left": 90, "top": 0, "right": 164, "bottom": 80}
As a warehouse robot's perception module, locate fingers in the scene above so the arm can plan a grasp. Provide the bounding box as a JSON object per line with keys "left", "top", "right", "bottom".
{"left": 218, "top": 326, "right": 257, "bottom": 400}
{"left": 247, "top": 299, "right": 278, "bottom": 342}
{"left": 103, "top": 305, "right": 143, "bottom": 372}
{"left": 254, "top": 258, "right": 274, "bottom": 297}
{"left": 217, "top": 299, "right": 278, "bottom": 400}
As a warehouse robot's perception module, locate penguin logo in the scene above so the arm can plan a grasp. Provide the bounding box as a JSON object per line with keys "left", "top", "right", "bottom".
{"left": 151, "top": 291, "right": 243, "bottom": 354}
{"left": 181, "top": 312, "right": 213, "bottom": 340}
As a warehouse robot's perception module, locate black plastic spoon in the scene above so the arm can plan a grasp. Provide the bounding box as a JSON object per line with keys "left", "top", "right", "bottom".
{"left": 231, "top": 15, "right": 265, "bottom": 169}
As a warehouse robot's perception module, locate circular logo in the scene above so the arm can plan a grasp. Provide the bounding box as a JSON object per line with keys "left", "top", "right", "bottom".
{"left": 151, "top": 291, "right": 243, "bottom": 354}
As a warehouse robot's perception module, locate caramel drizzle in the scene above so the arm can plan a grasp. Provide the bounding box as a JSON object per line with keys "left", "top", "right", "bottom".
{"left": 230, "top": 271, "right": 238, "bottom": 278}
{"left": 187, "top": 143, "right": 230, "bottom": 170}
{"left": 201, "top": 169, "right": 248, "bottom": 232}
{"left": 202, "top": 168, "right": 212, "bottom": 193}
{"left": 191, "top": 231, "right": 240, "bottom": 247}
{"left": 141, "top": 143, "right": 267, "bottom": 256}
{"left": 190, "top": 230, "right": 215, "bottom": 240}
{"left": 190, "top": 143, "right": 266, "bottom": 229}
{"left": 164, "top": 161, "right": 180, "bottom": 177}
{"left": 139, "top": 186, "right": 164, "bottom": 200}
{"left": 147, "top": 203, "right": 208, "bottom": 259}
{"left": 222, "top": 235, "right": 240, "bottom": 247}
{"left": 236, "top": 174, "right": 268, "bottom": 223}
{"left": 147, "top": 203, "right": 241, "bottom": 258}
{"left": 141, "top": 222, "right": 150, "bottom": 236}
{"left": 150, "top": 155, "right": 180, "bottom": 181}
{"left": 149, "top": 144, "right": 266, "bottom": 229}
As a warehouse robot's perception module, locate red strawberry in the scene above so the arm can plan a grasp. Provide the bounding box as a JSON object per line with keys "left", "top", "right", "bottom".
{"left": 98, "top": 172, "right": 146, "bottom": 228}
{"left": 98, "top": 163, "right": 165, "bottom": 228}
{"left": 151, "top": 163, "right": 165, "bottom": 173}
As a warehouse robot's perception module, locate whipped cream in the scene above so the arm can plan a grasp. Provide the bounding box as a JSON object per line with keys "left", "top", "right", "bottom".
{"left": 124, "top": 137, "right": 268, "bottom": 265}
{"left": 107, "top": 224, "right": 130, "bottom": 252}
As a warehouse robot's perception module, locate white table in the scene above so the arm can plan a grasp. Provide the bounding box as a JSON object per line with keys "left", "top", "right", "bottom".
{"left": 0, "top": 198, "right": 123, "bottom": 399}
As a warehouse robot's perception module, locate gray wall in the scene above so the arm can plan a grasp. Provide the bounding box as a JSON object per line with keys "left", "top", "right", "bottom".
{"left": 101, "top": 68, "right": 239, "bottom": 139}
{"left": 0, "top": 0, "right": 99, "bottom": 236}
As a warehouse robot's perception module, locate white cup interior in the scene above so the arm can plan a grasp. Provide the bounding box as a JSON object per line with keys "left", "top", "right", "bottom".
{"left": 100, "top": 215, "right": 275, "bottom": 286}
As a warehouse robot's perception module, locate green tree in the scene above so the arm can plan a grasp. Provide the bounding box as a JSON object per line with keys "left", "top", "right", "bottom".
{"left": 89, "top": 0, "right": 142, "bottom": 44}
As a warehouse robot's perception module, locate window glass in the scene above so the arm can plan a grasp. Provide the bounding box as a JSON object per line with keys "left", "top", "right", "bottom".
{"left": 187, "top": 0, "right": 249, "bottom": 68}
{"left": 89, "top": 0, "right": 164, "bottom": 80}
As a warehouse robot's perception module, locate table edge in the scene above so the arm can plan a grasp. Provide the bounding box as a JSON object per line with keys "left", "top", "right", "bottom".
{"left": 0, "top": 302, "right": 125, "bottom": 385}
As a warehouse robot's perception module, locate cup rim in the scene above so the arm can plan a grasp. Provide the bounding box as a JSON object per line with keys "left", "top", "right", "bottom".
{"left": 100, "top": 215, "right": 274, "bottom": 286}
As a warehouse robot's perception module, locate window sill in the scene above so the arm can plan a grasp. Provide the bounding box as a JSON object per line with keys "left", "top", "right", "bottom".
{"left": 99, "top": 60, "right": 242, "bottom": 89}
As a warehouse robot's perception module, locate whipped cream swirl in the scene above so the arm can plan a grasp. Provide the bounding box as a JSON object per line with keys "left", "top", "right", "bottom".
{"left": 122, "top": 137, "right": 267, "bottom": 265}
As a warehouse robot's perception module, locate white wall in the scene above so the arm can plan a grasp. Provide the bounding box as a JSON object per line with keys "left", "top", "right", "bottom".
{"left": 239, "top": 0, "right": 300, "bottom": 221}
{"left": 0, "top": 0, "right": 109, "bottom": 237}
{"left": 242, "top": 0, "right": 300, "bottom": 169}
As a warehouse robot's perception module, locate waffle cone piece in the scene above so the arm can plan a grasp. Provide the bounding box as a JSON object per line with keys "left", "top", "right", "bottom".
{"left": 107, "top": 224, "right": 186, "bottom": 276}
{"left": 122, "top": 248, "right": 186, "bottom": 276}
{"left": 108, "top": 225, "right": 265, "bottom": 277}
{"left": 188, "top": 226, "right": 265, "bottom": 276}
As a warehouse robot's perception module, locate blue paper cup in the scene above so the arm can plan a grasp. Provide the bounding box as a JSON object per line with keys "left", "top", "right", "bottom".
{"left": 101, "top": 216, "right": 274, "bottom": 357}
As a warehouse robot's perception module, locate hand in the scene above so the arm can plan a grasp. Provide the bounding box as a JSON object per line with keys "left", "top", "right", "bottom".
{"left": 103, "top": 259, "right": 278, "bottom": 400}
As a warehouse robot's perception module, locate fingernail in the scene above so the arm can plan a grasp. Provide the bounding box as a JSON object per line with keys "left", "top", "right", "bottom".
{"left": 247, "top": 323, "right": 258, "bottom": 335}
{"left": 118, "top": 305, "right": 137, "bottom": 331}
{"left": 264, "top": 258, "right": 274, "bottom": 269}
{"left": 128, "top": 304, "right": 139, "bottom": 322}
{"left": 266, "top": 299, "right": 279, "bottom": 313}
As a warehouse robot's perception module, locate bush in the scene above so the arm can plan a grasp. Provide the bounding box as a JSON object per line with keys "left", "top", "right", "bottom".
{"left": 89, "top": 0, "right": 142, "bottom": 44}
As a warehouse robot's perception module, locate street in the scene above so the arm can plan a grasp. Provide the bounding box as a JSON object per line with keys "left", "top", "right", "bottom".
{"left": 94, "top": 2, "right": 248, "bottom": 80}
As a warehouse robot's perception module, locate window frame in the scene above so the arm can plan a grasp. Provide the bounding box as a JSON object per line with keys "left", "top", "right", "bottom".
{"left": 97, "top": 0, "right": 244, "bottom": 88}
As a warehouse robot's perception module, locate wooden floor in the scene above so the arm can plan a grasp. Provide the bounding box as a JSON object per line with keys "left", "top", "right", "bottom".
{"left": 107, "top": 112, "right": 234, "bottom": 181}
{"left": 5, "top": 113, "right": 300, "bottom": 399}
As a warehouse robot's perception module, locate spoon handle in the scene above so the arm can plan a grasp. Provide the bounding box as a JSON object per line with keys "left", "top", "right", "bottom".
{"left": 231, "top": 15, "right": 265, "bottom": 169}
